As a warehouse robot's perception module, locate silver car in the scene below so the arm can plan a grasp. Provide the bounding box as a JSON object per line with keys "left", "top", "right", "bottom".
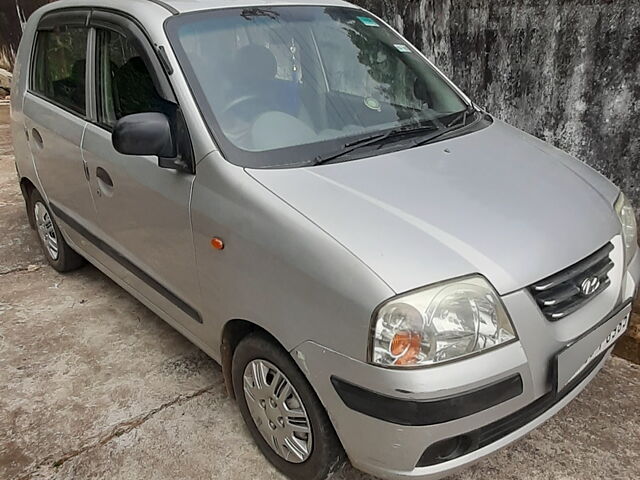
{"left": 10, "top": 1, "right": 640, "bottom": 479}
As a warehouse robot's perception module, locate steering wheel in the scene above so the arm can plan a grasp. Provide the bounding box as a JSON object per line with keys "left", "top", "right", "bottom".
{"left": 221, "top": 93, "right": 264, "bottom": 117}
{"left": 221, "top": 93, "right": 274, "bottom": 146}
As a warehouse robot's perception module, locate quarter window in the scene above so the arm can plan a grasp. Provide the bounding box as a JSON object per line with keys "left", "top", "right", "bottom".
{"left": 32, "top": 26, "right": 88, "bottom": 115}
{"left": 96, "top": 29, "right": 169, "bottom": 128}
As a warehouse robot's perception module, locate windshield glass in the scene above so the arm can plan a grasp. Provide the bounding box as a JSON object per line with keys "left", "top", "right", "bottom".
{"left": 166, "top": 6, "right": 470, "bottom": 168}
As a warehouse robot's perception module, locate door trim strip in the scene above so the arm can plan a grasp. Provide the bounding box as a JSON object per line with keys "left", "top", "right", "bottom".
{"left": 50, "top": 202, "right": 203, "bottom": 324}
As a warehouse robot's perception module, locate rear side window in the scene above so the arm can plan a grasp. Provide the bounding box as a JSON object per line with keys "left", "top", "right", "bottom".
{"left": 32, "top": 26, "right": 88, "bottom": 115}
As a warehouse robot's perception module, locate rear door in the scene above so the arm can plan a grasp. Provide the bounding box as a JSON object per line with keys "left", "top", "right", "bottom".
{"left": 81, "top": 12, "right": 202, "bottom": 332}
{"left": 23, "top": 10, "right": 97, "bottom": 231}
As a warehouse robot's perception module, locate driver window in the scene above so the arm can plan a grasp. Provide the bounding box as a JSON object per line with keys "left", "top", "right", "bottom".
{"left": 96, "top": 29, "right": 168, "bottom": 129}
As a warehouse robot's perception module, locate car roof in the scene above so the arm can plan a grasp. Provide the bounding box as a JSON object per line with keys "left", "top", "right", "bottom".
{"left": 40, "top": 0, "right": 356, "bottom": 15}
{"left": 158, "top": 0, "right": 355, "bottom": 13}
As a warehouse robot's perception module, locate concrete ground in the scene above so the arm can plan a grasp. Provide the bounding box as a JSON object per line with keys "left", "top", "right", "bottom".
{"left": 1, "top": 102, "right": 639, "bottom": 480}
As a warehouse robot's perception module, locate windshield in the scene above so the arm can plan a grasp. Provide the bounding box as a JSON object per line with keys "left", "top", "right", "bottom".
{"left": 166, "top": 6, "right": 471, "bottom": 168}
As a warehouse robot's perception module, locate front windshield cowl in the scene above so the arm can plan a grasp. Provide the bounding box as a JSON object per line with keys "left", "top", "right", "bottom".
{"left": 166, "top": 6, "right": 480, "bottom": 168}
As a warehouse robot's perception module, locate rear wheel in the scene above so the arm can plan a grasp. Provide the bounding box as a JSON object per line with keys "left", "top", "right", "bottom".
{"left": 30, "top": 190, "right": 84, "bottom": 272}
{"left": 232, "top": 333, "right": 345, "bottom": 479}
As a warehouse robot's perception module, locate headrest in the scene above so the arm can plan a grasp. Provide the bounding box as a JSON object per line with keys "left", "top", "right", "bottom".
{"left": 234, "top": 45, "right": 277, "bottom": 82}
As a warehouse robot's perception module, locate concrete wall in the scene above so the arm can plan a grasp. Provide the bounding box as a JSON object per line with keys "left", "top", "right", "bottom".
{"left": 1, "top": 0, "right": 638, "bottom": 207}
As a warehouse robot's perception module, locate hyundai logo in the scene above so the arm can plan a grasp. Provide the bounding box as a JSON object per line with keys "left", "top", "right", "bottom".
{"left": 580, "top": 276, "right": 601, "bottom": 296}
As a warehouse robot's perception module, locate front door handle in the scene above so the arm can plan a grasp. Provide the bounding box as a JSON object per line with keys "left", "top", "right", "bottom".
{"left": 96, "top": 166, "right": 113, "bottom": 188}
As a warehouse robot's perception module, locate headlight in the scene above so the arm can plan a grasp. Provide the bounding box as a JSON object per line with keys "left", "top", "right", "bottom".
{"left": 615, "top": 192, "right": 638, "bottom": 265}
{"left": 370, "top": 275, "right": 516, "bottom": 368}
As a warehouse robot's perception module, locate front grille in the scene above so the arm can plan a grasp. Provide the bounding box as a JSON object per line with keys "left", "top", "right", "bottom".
{"left": 529, "top": 242, "right": 614, "bottom": 321}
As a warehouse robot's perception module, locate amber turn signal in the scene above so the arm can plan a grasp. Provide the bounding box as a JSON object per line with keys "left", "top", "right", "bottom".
{"left": 211, "top": 237, "right": 224, "bottom": 250}
{"left": 390, "top": 331, "right": 422, "bottom": 365}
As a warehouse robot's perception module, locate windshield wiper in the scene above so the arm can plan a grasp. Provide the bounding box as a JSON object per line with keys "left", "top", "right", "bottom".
{"left": 311, "top": 124, "right": 439, "bottom": 166}
{"left": 446, "top": 105, "right": 473, "bottom": 128}
{"left": 412, "top": 106, "right": 476, "bottom": 148}
{"left": 310, "top": 106, "right": 476, "bottom": 166}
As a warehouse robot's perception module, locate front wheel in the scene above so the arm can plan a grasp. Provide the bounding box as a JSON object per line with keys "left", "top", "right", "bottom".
{"left": 232, "top": 333, "right": 345, "bottom": 480}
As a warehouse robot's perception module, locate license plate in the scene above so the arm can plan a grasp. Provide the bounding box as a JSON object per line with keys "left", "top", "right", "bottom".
{"left": 556, "top": 303, "right": 631, "bottom": 392}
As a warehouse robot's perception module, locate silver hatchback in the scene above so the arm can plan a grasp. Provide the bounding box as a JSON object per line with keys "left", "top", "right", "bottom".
{"left": 10, "top": 1, "right": 640, "bottom": 479}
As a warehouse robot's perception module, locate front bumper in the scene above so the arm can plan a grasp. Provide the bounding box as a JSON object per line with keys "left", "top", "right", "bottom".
{"left": 291, "top": 241, "right": 640, "bottom": 480}
{"left": 294, "top": 341, "right": 612, "bottom": 479}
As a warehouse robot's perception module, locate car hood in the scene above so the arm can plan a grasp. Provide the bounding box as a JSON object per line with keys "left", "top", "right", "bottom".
{"left": 247, "top": 119, "right": 620, "bottom": 294}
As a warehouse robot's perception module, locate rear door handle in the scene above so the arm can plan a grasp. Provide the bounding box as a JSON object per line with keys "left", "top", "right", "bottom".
{"left": 96, "top": 166, "right": 113, "bottom": 188}
{"left": 82, "top": 159, "right": 90, "bottom": 181}
{"left": 31, "top": 128, "right": 43, "bottom": 148}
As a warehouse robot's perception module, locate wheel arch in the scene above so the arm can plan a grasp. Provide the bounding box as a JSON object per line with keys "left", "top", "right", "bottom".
{"left": 220, "top": 318, "right": 287, "bottom": 399}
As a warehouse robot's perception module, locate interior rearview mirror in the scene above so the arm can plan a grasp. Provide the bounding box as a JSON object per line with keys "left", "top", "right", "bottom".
{"left": 112, "top": 112, "right": 176, "bottom": 159}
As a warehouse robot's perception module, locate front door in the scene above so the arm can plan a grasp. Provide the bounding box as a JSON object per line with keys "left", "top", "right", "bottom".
{"left": 81, "top": 15, "right": 201, "bottom": 331}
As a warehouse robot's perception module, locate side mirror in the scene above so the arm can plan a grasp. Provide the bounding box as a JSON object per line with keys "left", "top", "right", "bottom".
{"left": 112, "top": 112, "right": 176, "bottom": 158}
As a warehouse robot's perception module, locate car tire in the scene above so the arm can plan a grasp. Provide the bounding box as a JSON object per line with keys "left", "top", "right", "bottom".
{"left": 30, "top": 190, "right": 85, "bottom": 272}
{"left": 232, "top": 332, "right": 346, "bottom": 480}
